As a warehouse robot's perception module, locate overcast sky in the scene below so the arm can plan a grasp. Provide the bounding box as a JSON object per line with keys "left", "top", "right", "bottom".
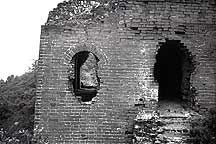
{"left": 0, "top": 0, "right": 64, "bottom": 80}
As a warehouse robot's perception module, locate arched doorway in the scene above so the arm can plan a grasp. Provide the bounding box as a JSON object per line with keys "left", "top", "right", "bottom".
{"left": 154, "top": 40, "right": 194, "bottom": 102}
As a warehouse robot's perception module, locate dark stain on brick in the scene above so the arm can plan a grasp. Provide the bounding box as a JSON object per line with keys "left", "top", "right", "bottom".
{"left": 50, "top": 103, "right": 57, "bottom": 107}
{"left": 57, "top": 91, "right": 66, "bottom": 97}
{"left": 49, "top": 118, "right": 59, "bottom": 122}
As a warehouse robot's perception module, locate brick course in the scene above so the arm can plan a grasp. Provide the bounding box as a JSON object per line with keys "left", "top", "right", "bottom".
{"left": 35, "top": 0, "right": 216, "bottom": 143}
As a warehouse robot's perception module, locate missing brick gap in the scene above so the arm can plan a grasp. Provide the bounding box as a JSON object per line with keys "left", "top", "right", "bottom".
{"left": 153, "top": 27, "right": 159, "bottom": 31}
{"left": 175, "top": 25, "right": 186, "bottom": 34}
{"left": 175, "top": 31, "right": 185, "bottom": 34}
{"left": 130, "top": 27, "right": 138, "bottom": 30}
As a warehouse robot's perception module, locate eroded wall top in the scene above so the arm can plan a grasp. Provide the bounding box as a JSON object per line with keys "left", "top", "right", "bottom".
{"left": 46, "top": 0, "right": 121, "bottom": 26}
{"left": 46, "top": 0, "right": 216, "bottom": 27}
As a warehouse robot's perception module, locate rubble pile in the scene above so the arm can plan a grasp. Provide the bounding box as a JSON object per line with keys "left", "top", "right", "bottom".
{"left": 131, "top": 101, "right": 201, "bottom": 144}
{"left": 133, "top": 117, "right": 164, "bottom": 144}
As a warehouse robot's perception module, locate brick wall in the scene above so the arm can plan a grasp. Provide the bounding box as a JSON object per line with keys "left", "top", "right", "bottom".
{"left": 35, "top": 0, "right": 216, "bottom": 143}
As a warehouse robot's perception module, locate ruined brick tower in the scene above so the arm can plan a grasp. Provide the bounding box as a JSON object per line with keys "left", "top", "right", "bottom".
{"left": 35, "top": 0, "right": 216, "bottom": 143}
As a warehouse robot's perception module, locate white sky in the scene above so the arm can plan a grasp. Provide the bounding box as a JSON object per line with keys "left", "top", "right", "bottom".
{"left": 0, "top": 0, "right": 64, "bottom": 81}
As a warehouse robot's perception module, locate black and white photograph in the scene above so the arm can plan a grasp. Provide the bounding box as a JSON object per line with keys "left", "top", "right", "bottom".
{"left": 0, "top": 0, "right": 215, "bottom": 143}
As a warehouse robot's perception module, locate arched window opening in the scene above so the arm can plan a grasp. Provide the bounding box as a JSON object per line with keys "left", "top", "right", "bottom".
{"left": 69, "top": 51, "right": 100, "bottom": 102}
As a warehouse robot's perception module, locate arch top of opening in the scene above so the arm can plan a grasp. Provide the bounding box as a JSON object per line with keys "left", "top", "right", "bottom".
{"left": 158, "top": 39, "right": 184, "bottom": 49}
{"left": 71, "top": 51, "right": 99, "bottom": 63}
{"left": 63, "top": 43, "right": 108, "bottom": 66}
{"left": 156, "top": 40, "right": 185, "bottom": 60}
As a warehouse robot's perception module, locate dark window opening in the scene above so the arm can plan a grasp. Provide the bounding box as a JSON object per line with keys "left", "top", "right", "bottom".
{"left": 69, "top": 51, "right": 100, "bottom": 102}
{"left": 154, "top": 40, "right": 184, "bottom": 101}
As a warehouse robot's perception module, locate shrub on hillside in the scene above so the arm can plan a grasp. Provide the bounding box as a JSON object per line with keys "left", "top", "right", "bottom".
{"left": 189, "top": 109, "right": 216, "bottom": 144}
{"left": 0, "top": 61, "right": 37, "bottom": 143}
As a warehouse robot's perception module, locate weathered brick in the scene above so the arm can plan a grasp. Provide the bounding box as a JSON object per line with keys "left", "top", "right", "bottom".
{"left": 35, "top": 0, "right": 216, "bottom": 143}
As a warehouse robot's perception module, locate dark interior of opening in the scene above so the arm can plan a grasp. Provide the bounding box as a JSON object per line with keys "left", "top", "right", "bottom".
{"left": 72, "top": 51, "right": 99, "bottom": 102}
{"left": 154, "top": 40, "right": 184, "bottom": 101}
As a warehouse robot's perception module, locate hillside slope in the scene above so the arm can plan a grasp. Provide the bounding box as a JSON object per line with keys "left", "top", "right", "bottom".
{"left": 0, "top": 67, "right": 36, "bottom": 143}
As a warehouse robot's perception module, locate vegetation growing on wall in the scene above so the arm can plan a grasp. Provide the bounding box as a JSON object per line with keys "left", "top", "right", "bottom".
{"left": 46, "top": 0, "right": 125, "bottom": 26}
